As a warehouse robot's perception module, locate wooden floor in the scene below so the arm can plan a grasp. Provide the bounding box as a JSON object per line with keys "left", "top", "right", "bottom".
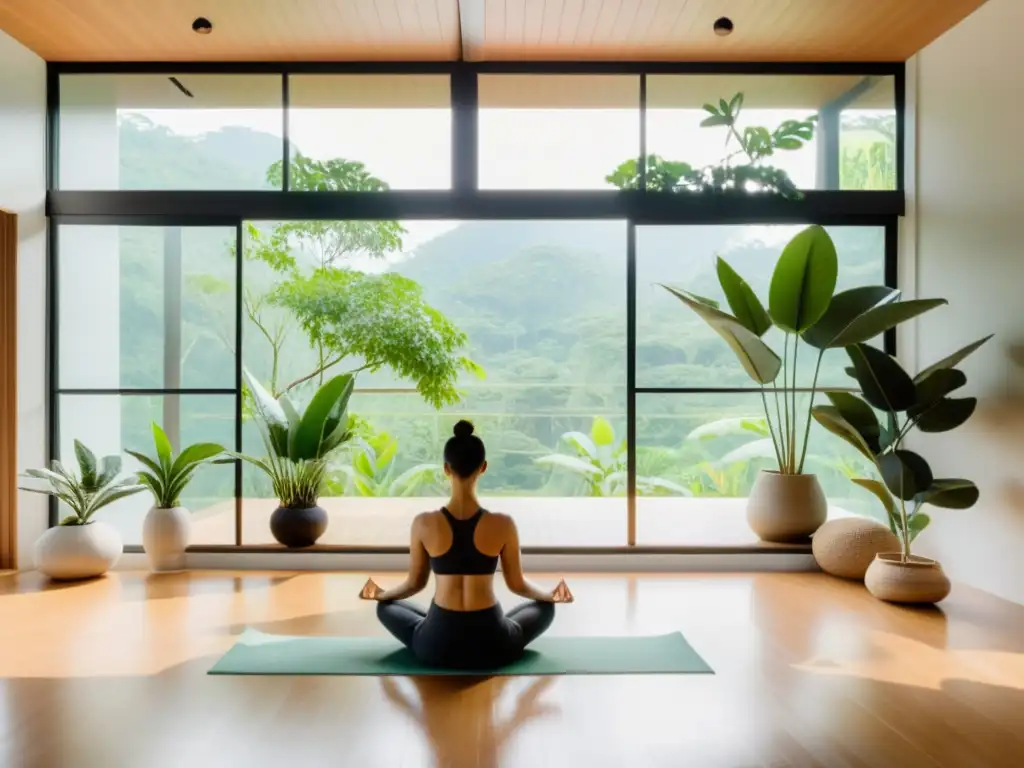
{"left": 1, "top": 571, "right": 1022, "bottom": 767}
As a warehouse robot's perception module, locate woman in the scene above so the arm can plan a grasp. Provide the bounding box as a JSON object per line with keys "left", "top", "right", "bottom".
{"left": 359, "top": 420, "right": 573, "bottom": 670}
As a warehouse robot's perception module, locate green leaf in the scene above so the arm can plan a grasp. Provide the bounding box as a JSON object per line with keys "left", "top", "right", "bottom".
{"left": 803, "top": 286, "right": 901, "bottom": 349}
{"left": 291, "top": 374, "right": 356, "bottom": 461}
{"left": 74, "top": 441, "right": 98, "bottom": 487}
{"left": 768, "top": 225, "right": 838, "bottom": 334}
{"left": 96, "top": 455, "right": 122, "bottom": 487}
{"left": 699, "top": 115, "right": 730, "bottom": 128}
{"left": 125, "top": 450, "right": 164, "bottom": 479}
{"left": 913, "top": 335, "right": 993, "bottom": 383}
{"left": 719, "top": 98, "right": 731, "bottom": 116}
{"left": 914, "top": 369, "right": 967, "bottom": 408}
{"left": 811, "top": 405, "right": 877, "bottom": 462}
{"left": 716, "top": 257, "right": 772, "bottom": 336}
{"left": 170, "top": 442, "right": 224, "bottom": 476}
{"left": 774, "top": 137, "right": 803, "bottom": 150}
{"left": 354, "top": 450, "right": 375, "bottom": 478}
{"left": 916, "top": 478, "right": 979, "bottom": 509}
{"left": 824, "top": 391, "right": 881, "bottom": 452}
{"left": 662, "top": 285, "right": 782, "bottom": 384}
{"left": 847, "top": 343, "right": 916, "bottom": 412}
{"left": 851, "top": 478, "right": 900, "bottom": 534}
{"left": 243, "top": 369, "right": 290, "bottom": 456}
{"left": 702, "top": 103, "right": 720, "bottom": 115}
{"left": 591, "top": 417, "right": 615, "bottom": 447}
{"left": 826, "top": 299, "right": 947, "bottom": 348}
{"left": 151, "top": 423, "right": 174, "bottom": 471}
{"left": 879, "top": 449, "right": 933, "bottom": 501}
{"left": 535, "top": 454, "right": 602, "bottom": 477}
{"left": 908, "top": 512, "right": 931, "bottom": 540}
{"left": 728, "top": 92, "right": 744, "bottom": 115}
{"left": 686, "top": 417, "right": 769, "bottom": 440}
{"left": 561, "top": 431, "right": 597, "bottom": 459}
{"left": 914, "top": 397, "right": 977, "bottom": 433}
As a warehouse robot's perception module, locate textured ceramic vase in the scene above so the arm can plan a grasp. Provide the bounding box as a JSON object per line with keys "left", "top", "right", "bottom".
{"left": 747, "top": 470, "right": 827, "bottom": 543}
{"left": 142, "top": 506, "right": 191, "bottom": 572}
{"left": 270, "top": 505, "right": 328, "bottom": 548}
{"left": 812, "top": 517, "right": 901, "bottom": 579}
{"left": 864, "top": 553, "right": 952, "bottom": 604}
{"left": 34, "top": 522, "right": 122, "bottom": 580}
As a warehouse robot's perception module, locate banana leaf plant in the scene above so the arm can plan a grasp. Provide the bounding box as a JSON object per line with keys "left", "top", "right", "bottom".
{"left": 663, "top": 224, "right": 946, "bottom": 475}
{"left": 811, "top": 336, "right": 991, "bottom": 560}
{"left": 19, "top": 440, "right": 146, "bottom": 526}
{"left": 536, "top": 417, "right": 692, "bottom": 497}
{"left": 226, "top": 370, "right": 356, "bottom": 508}
{"left": 331, "top": 429, "right": 444, "bottom": 497}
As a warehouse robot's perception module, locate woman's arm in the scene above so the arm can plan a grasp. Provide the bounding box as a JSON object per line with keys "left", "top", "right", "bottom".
{"left": 498, "top": 515, "right": 566, "bottom": 602}
{"left": 361, "top": 514, "right": 431, "bottom": 601}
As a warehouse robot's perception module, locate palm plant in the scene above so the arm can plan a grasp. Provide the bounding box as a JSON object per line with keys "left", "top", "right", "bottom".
{"left": 126, "top": 423, "right": 224, "bottom": 509}
{"left": 20, "top": 440, "right": 146, "bottom": 526}
{"left": 663, "top": 225, "right": 945, "bottom": 475}
{"left": 812, "top": 336, "right": 990, "bottom": 560}
{"left": 536, "top": 417, "right": 691, "bottom": 497}
{"left": 232, "top": 370, "right": 356, "bottom": 509}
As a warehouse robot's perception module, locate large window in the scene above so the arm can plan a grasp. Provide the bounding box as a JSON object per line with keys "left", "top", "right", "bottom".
{"left": 48, "top": 65, "right": 903, "bottom": 551}
{"left": 239, "top": 220, "right": 627, "bottom": 547}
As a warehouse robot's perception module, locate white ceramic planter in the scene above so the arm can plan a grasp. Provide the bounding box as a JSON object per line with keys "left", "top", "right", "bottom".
{"left": 142, "top": 506, "right": 191, "bottom": 572}
{"left": 747, "top": 470, "right": 827, "bottom": 543}
{"left": 34, "top": 521, "right": 122, "bottom": 580}
{"left": 864, "top": 553, "right": 952, "bottom": 604}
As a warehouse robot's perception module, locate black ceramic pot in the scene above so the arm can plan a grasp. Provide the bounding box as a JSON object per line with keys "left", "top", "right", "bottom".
{"left": 269, "top": 505, "right": 328, "bottom": 548}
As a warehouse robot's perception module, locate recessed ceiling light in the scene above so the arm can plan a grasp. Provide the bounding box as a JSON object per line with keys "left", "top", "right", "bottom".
{"left": 192, "top": 17, "right": 213, "bottom": 35}
{"left": 713, "top": 17, "right": 734, "bottom": 37}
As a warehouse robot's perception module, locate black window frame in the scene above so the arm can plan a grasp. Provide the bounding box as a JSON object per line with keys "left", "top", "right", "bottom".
{"left": 44, "top": 60, "right": 905, "bottom": 552}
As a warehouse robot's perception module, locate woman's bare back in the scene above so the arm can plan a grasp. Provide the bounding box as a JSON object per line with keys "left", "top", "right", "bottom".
{"left": 420, "top": 508, "right": 509, "bottom": 611}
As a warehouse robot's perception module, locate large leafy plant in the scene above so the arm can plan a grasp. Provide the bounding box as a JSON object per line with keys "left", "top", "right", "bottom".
{"left": 330, "top": 429, "right": 443, "bottom": 498}
{"left": 606, "top": 93, "right": 817, "bottom": 199}
{"left": 232, "top": 371, "right": 356, "bottom": 509}
{"left": 20, "top": 441, "right": 146, "bottom": 526}
{"left": 812, "top": 336, "right": 990, "bottom": 559}
{"left": 126, "top": 423, "right": 224, "bottom": 509}
{"left": 536, "top": 417, "right": 691, "bottom": 497}
{"left": 664, "top": 225, "right": 945, "bottom": 475}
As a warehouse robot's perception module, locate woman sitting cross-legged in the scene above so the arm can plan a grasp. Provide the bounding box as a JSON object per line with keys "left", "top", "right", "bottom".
{"left": 359, "top": 420, "right": 573, "bottom": 670}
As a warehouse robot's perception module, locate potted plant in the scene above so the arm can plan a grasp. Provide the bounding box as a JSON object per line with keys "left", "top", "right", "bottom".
{"left": 232, "top": 371, "right": 356, "bottom": 548}
{"left": 811, "top": 335, "right": 990, "bottom": 603}
{"left": 664, "top": 225, "right": 945, "bottom": 541}
{"left": 126, "top": 423, "right": 224, "bottom": 572}
{"left": 19, "top": 441, "right": 146, "bottom": 580}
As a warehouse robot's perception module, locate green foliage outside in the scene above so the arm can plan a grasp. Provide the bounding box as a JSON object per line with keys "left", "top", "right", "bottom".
{"left": 106, "top": 109, "right": 896, "bottom": 521}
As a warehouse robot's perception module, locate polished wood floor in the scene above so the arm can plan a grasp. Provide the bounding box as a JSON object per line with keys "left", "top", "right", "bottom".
{"left": 1, "top": 570, "right": 1022, "bottom": 767}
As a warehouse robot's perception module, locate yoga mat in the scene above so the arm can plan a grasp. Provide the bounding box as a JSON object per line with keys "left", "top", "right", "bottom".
{"left": 209, "top": 628, "right": 713, "bottom": 676}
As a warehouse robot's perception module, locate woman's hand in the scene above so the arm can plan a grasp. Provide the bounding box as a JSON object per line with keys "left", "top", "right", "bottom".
{"left": 550, "top": 578, "right": 574, "bottom": 604}
{"left": 359, "top": 577, "right": 385, "bottom": 601}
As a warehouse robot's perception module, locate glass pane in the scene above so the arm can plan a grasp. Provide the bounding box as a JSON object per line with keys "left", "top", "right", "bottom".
{"left": 636, "top": 225, "right": 886, "bottom": 389}
{"left": 636, "top": 393, "right": 886, "bottom": 546}
{"left": 57, "top": 394, "right": 236, "bottom": 546}
{"left": 58, "top": 225, "right": 237, "bottom": 390}
{"left": 288, "top": 75, "right": 451, "bottom": 190}
{"left": 240, "top": 219, "right": 627, "bottom": 547}
{"left": 479, "top": 75, "right": 640, "bottom": 190}
{"left": 646, "top": 75, "right": 896, "bottom": 192}
{"left": 59, "top": 74, "right": 283, "bottom": 190}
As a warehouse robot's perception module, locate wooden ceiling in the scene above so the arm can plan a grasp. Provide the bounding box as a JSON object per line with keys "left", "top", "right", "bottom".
{"left": 0, "top": 0, "right": 989, "bottom": 63}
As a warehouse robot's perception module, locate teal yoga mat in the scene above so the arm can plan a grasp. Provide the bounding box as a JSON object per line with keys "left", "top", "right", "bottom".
{"left": 209, "top": 628, "right": 713, "bottom": 676}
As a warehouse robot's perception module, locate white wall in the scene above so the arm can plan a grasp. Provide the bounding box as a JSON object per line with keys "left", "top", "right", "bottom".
{"left": 910, "top": 0, "right": 1024, "bottom": 604}
{"left": 0, "top": 29, "right": 46, "bottom": 569}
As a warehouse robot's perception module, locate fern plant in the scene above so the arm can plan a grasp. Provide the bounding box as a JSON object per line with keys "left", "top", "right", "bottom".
{"left": 126, "top": 423, "right": 224, "bottom": 509}
{"left": 20, "top": 441, "right": 146, "bottom": 526}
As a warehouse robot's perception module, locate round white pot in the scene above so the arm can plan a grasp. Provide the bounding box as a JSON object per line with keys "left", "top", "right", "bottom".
{"left": 864, "top": 553, "right": 952, "bottom": 605}
{"left": 142, "top": 506, "right": 191, "bottom": 572}
{"left": 34, "top": 521, "right": 122, "bottom": 580}
{"left": 747, "top": 470, "right": 827, "bottom": 543}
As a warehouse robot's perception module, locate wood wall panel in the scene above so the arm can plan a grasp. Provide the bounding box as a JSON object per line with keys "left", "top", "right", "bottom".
{"left": 0, "top": 0, "right": 991, "bottom": 63}
{"left": 0, "top": 211, "right": 15, "bottom": 571}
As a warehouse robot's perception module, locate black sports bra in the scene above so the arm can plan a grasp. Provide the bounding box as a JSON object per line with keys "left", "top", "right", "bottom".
{"left": 429, "top": 507, "right": 499, "bottom": 576}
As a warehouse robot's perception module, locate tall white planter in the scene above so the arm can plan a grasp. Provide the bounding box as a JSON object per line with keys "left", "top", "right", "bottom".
{"left": 34, "top": 522, "right": 123, "bottom": 580}
{"left": 142, "top": 506, "right": 191, "bottom": 572}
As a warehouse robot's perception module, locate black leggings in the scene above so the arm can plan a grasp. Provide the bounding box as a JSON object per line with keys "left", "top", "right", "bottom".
{"left": 376, "top": 599, "right": 555, "bottom": 670}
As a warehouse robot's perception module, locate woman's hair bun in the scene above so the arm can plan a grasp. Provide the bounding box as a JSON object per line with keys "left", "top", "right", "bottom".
{"left": 453, "top": 419, "right": 475, "bottom": 438}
